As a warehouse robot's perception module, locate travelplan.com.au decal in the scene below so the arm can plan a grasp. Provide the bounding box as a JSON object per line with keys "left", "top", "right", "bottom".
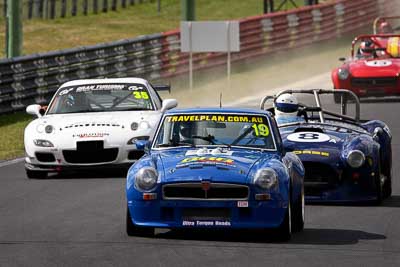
{"left": 166, "top": 114, "right": 265, "bottom": 123}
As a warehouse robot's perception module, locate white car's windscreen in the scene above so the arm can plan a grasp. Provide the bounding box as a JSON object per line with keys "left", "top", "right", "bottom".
{"left": 154, "top": 113, "right": 276, "bottom": 150}
{"left": 47, "top": 83, "right": 154, "bottom": 114}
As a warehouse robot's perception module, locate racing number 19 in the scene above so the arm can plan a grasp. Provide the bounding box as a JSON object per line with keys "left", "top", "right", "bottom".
{"left": 252, "top": 123, "right": 269, "bottom": 137}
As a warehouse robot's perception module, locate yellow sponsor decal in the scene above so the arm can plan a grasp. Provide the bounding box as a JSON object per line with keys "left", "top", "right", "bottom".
{"left": 177, "top": 157, "right": 235, "bottom": 168}
{"left": 180, "top": 157, "right": 234, "bottom": 165}
{"left": 166, "top": 115, "right": 265, "bottom": 123}
{"left": 387, "top": 37, "right": 400, "bottom": 58}
{"left": 293, "top": 150, "right": 330, "bottom": 157}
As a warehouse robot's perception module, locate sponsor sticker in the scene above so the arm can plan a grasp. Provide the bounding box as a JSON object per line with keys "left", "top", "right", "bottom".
{"left": 176, "top": 156, "right": 235, "bottom": 168}
{"left": 237, "top": 201, "right": 249, "bottom": 208}
{"left": 182, "top": 220, "right": 231, "bottom": 227}
{"left": 166, "top": 115, "right": 265, "bottom": 123}
{"left": 293, "top": 150, "right": 330, "bottom": 157}
{"left": 73, "top": 133, "right": 110, "bottom": 138}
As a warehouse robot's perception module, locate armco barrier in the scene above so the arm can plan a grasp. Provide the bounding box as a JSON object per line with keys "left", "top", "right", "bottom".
{"left": 0, "top": 0, "right": 396, "bottom": 114}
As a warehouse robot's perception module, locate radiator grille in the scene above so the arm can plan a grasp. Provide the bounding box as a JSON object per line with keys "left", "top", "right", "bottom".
{"left": 163, "top": 183, "right": 249, "bottom": 200}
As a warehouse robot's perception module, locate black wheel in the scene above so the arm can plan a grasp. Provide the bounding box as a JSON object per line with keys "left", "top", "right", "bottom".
{"left": 374, "top": 172, "right": 383, "bottom": 205}
{"left": 382, "top": 153, "right": 392, "bottom": 199}
{"left": 291, "top": 186, "right": 304, "bottom": 233}
{"left": 276, "top": 200, "right": 292, "bottom": 241}
{"left": 383, "top": 177, "right": 392, "bottom": 199}
{"left": 126, "top": 207, "right": 154, "bottom": 237}
{"left": 26, "top": 169, "right": 47, "bottom": 179}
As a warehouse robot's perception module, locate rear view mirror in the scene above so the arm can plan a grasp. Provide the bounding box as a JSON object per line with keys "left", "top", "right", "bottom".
{"left": 136, "top": 140, "right": 151, "bottom": 152}
{"left": 26, "top": 104, "right": 42, "bottom": 117}
{"left": 161, "top": 99, "right": 178, "bottom": 112}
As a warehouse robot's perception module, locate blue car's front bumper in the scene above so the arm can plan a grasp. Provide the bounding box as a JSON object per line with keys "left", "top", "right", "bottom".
{"left": 128, "top": 198, "right": 287, "bottom": 229}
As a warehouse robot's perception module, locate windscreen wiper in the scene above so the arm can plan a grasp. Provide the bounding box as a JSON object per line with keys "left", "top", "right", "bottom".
{"left": 191, "top": 135, "right": 230, "bottom": 147}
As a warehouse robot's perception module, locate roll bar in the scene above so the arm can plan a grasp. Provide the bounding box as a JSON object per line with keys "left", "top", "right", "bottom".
{"left": 373, "top": 16, "right": 400, "bottom": 34}
{"left": 259, "top": 89, "right": 360, "bottom": 122}
{"left": 351, "top": 34, "right": 400, "bottom": 57}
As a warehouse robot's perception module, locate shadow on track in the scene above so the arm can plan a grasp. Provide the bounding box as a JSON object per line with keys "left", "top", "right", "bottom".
{"left": 382, "top": 195, "right": 400, "bottom": 208}
{"left": 42, "top": 169, "right": 127, "bottom": 179}
{"left": 154, "top": 228, "right": 385, "bottom": 245}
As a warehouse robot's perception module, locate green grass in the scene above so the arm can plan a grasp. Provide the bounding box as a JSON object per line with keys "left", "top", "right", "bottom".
{"left": 0, "top": 0, "right": 305, "bottom": 58}
{"left": 0, "top": 113, "right": 32, "bottom": 160}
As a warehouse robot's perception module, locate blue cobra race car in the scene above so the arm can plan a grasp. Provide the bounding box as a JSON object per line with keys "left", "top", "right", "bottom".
{"left": 260, "top": 89, "right": 392, "bottom": 204}
{"left": 126, "top": 108, "right": 305, "bottom": 240}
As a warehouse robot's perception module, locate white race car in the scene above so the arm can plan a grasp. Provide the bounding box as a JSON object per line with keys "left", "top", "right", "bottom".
{"left": 24, "top": 78, "right": 178, "bottom": 178}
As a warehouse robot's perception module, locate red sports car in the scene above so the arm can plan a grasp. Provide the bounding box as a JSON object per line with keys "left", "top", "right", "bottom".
{"left": 332, "top": 34, "right": 400, "bottom": 102}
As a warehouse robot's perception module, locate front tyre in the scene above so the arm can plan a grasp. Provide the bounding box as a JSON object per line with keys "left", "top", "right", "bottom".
{"left": 276, "top": 200, "right": 292, "bottom": 241}
{"left": 383, "top": 177, "right": 392, "bottom": 199}
{"left": 26, "top": 169, "right": 47, "bottom": 179}
{"left": 126, "top": 207, "right": 154, "bottom": 237}
{"left": 291, "top": 186, "right": 304, "bottom": 232}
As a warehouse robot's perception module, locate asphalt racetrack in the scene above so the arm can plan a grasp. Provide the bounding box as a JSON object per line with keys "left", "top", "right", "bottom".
{"left": 1, "top": 36, "right": 400, "bottom": 266}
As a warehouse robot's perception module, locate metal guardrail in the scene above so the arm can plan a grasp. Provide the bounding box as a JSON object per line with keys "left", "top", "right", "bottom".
{"left": 0, "top": 0, "right": 396, "bottom": 114}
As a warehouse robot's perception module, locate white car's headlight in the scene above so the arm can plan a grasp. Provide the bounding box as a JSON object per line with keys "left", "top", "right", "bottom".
{"left": 347, "top": 150, "right": 365, "bottom": 168}
{"left": 338, "top": 68, "right": 350, "bottom": 80}
{"left": 34, "top": 139, "right": 54, "bottom": 147}
{"left": 131, "top": 122, "right": 139, "bottom": 131}
{"left": 253, "top": 168, "right": 278, "bottom": 189}
{"left": 135, "top": 167, "right": 158, "bottom": 191}
{"left": 45, "top": 125, "right": 54, "bottom": 134}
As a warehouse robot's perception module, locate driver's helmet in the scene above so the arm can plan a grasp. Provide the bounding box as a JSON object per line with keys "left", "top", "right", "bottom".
{"left": 359, "top": 40, "right": 376, "bottom": 57}
{"left": 179, "top": 122, "right": 193, "bottom": 140}
{"left": 378, "top": 21, "right": 393, "bottom": 34}
{"left": 274, "top": 93, "right": 304, "bottom": 125}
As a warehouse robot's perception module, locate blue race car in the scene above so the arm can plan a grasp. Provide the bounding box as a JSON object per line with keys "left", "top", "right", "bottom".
{"left": 260, "top": 89, "right": 392, "bottom": 204}
{"left": 126, "top": 108, "right": 305, "bottom": 240}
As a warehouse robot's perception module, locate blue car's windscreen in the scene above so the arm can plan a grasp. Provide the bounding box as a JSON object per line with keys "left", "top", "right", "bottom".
{"left": 154, "top": 113, "right": 276, "bottom": 150}
{"left": 47, "top": 83, "right": 154, "bottom": 114}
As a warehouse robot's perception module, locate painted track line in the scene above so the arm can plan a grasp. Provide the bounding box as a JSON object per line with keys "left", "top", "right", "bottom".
{"left": 0, "top": 157, "right": 24, "bottom": 168}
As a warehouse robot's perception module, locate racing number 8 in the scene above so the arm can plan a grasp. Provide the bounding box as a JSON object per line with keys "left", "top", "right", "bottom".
{"left": 252, "top": 123, "right": 270, "bottom": 137}
{"left": 133, "top": 91, "right": 149, "bottom": 99}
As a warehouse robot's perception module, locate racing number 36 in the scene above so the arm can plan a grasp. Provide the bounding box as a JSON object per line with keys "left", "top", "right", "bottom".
{"left": 252, "top": 123, "right": 269, "bottom": 137}
{"left": 133, "top": 91, "right": 149, "bottom": 99}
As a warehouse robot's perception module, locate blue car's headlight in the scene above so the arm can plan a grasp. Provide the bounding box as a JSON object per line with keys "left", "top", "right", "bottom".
{"left": 253, "top": 168, "right": 278, "bottom": 189}
{"left": 347, "top": 150, "right": 365, "bottom": 168}
{"left": 135, "top": 167, "right": 158, "bottom": 191}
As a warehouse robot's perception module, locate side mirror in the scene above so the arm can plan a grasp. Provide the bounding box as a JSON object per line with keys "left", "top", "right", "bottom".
{"left": 136, "top": 140, "right": 151, "bottom": 151}
{"left": 26, "top": 104, "right": 42, "bottom": 117}
{"left": 161, "top": 99, "right": 178, "bottom": 112}
{"left": 339, "top": 57, "right": 346, "bottom": 62}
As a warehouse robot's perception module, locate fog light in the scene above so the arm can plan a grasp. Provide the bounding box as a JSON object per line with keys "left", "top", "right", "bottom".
{"left": 255, "top": 193, "right": 271, "bottom": 201}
